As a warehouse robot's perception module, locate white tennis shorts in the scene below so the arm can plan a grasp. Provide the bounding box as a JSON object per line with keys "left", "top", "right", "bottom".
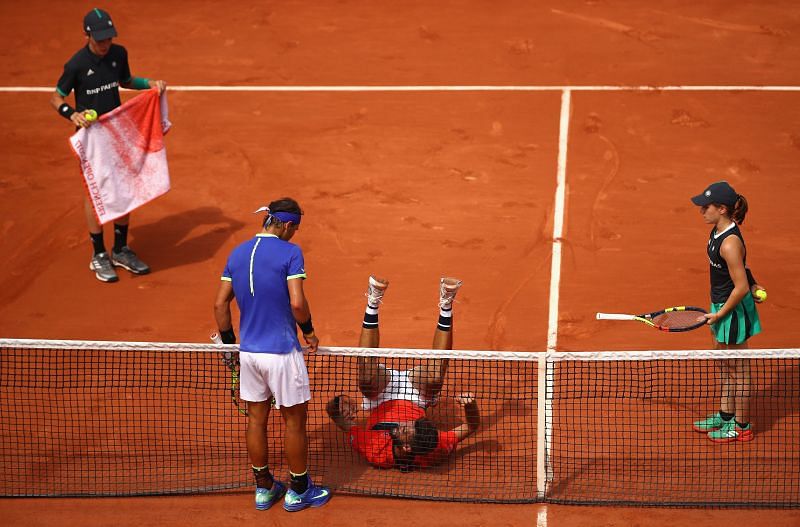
{"left": 362, "top": 367, "right": 434, "bottom": 411}
{"left": 239, "top": 349, "right": 311, "bottom": 408}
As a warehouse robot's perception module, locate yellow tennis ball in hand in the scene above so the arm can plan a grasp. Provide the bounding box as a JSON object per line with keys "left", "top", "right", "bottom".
{"left": 755, "top": 289, "right": 767, "bottom": 301}
{"left": 84, "top": 109, "right": 98, "bottom": 122}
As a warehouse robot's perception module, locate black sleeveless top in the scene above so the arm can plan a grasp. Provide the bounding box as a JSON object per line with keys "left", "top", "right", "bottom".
{"left": 707, "top": 223, "right": 746, "bottom": 304}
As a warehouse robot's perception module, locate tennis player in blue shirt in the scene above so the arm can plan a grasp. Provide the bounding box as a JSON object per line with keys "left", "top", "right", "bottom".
{"left": 214, "top": 197, "right": 331, "bottom": 512}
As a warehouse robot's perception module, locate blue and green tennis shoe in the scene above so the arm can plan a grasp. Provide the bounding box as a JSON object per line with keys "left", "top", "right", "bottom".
{"left": 255, "top": 481, "right": 286, "bottom": 511}
{"left": 283, "top": 479, "right": 332, "bottom": 512}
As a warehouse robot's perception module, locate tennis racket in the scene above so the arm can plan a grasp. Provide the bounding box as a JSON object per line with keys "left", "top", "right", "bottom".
{"left": 211, "top": 332, "right": 247, "bottom": 416}
{"left": 596, "top": 306, "right": 708, "bottom": 332}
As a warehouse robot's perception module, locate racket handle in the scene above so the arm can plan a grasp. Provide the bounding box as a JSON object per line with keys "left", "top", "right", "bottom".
{"left": 596, "top": 313, "right": 637, "bottom": 321}
{"left": 212, "top": 332, "right": 239, "bottom": 369}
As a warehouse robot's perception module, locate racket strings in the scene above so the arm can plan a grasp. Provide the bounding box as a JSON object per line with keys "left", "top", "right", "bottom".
{"left": 651, "top": 310, "right": 705, "bottom": 329}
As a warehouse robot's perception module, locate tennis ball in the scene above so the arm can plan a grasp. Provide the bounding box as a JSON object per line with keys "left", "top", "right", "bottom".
{"left": 84, "top": 109, "right": 98, "bottom": 122}
{"left": 755, "top": 289, "right": 767, "bottom": 301}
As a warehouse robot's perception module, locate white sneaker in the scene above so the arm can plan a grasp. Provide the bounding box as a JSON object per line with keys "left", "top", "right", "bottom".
{"left": 438, "top": 277, "right": 463, "bottom": 309}
{"left": 366, "top": 276, "right": 389, "bottom": 307}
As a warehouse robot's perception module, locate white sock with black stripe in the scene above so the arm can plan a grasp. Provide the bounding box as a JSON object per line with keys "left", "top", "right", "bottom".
{"left": 437, "top": 307, "right": 453, "bottom": 331}
{"left": 363, "top": 305, "right": 379, "bottom": 329}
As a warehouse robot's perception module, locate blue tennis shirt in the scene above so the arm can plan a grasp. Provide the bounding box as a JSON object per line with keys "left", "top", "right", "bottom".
{"left": 221, "top": 233, "right": 306, "bottom": 353}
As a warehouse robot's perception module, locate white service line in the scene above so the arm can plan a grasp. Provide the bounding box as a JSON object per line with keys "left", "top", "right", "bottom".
{"left": 2, "top": 84, "right": 800, "bottom": 93}
{"left": 169, "top": 84, "right": 800, "bottom": 92}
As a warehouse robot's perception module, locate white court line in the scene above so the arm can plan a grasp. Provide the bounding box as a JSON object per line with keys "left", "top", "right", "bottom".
{"left": 547, "top": 88, "right": 572, "bottom": 353}
{"left": 537, "top": 507, "right": 548, "bottom": 527}
{"left": 537, "top": 88, "right": 572, "bottom": 500}
{"left": 2, "top": 84, "right": 800, "bottom": 93}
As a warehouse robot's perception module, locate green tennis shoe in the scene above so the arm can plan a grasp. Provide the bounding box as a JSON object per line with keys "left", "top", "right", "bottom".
{"left": 708, "top": 421, "right": 753, "bottom": 443}
{"left": 692, "top": 412, "right": 725, "bottom": 433}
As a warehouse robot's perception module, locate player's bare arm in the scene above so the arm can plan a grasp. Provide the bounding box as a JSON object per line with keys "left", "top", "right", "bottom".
{"left": 745, "top": 266, "right": 767, "bottom": 303}
{"left": 213, "top": 280, "right": 235, "bottom": 340}
{"left": 453, "top": 393, "right": 480, "bottom": 442}
{"left": 288, "top": 277, "right": 318, "bottom": 352}
{"left": 120, "top": 78, "right": 167, "bottom": 94}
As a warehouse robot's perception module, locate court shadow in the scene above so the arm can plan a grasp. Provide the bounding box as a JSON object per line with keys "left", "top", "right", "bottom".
{"left": 544, "top": 461, "right": 588, "bottom": 501}
{"left": 130, "top": 206, "right": 245, "bottom": 272}
{"left": 481, "top": 397, "right": 534, "bottom": 430}
{"left": 428, "top": 396, "right": 533, "bottom": 430}
{"left": 309, "top": 417, "right": 371, "bottom": 488}
{"left": 751, "top": 361, "right": 800, "bottom": 433}
{"left": 419, "top": 439, "right": 503, "bottom": 478}
{"left": 453, "top": 438, "right": 502, "bottom": 459}
{"left": 421, "top": 397, "right": 531, "bottom": 477}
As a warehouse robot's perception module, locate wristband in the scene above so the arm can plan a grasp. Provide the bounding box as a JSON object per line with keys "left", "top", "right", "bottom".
{"left": 745, "top": 268, "right": 757, "bottom": 288}
{"left": 219, "top": 328, "right": 236, "bottom": 345}
{"left": 297, "top": 317, "right": 314, "bottom": 336}
{"left": 131, "top": 77, "right": 150, "bottom": 90}
{"left": 58, "top": 103, "right": 76, "bottom": 120}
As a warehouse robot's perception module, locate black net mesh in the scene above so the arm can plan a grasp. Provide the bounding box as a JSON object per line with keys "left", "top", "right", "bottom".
{"left": 1, "top": 340, "right": 797, "bottom": 507}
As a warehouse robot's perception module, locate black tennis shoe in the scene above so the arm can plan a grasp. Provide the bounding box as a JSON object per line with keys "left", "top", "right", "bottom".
{"left": 111, "top": 246, "right": 151, "bottom": 275}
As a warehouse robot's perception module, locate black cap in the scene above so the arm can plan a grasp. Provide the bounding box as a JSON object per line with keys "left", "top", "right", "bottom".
{"left": 83, "top": 8, "right": 118, "bottom": 40}
{"left": 690, "top": 181, "right": 739, "bottom": 208}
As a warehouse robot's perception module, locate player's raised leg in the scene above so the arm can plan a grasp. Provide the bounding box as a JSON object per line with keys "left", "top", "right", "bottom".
{"left": 413, "top": 277, "right": 463, "bottom": 400}
{"left": 358, "top": 276, "right": 390, "bottom": 398}
{"left": 433, "top": 277, "right": 462, "bottom": 350}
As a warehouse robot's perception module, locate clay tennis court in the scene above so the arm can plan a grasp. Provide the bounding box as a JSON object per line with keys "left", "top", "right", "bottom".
{"left": 1, "top": 1, "right": 799, "bottom": 525}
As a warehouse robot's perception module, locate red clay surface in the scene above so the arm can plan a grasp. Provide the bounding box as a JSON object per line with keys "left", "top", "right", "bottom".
{"left": 560, "top": 90, "right": 800, "bottom": 351}
{"left": 2, "top": 1, "right": 800, "bottom": 525}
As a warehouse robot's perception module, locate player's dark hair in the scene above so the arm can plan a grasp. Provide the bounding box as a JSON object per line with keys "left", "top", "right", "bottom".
{"left": 269, "top": 197, "right": 302, "bottom": 214}
{"left": 393, "top": 419, "right": 439, "bottom": 473}
{"left": 410, "top": 418, "right": 439, "bottom": 457}
{"left": 731, "top": 194, "right": 748, "bottom": 225}
{"left": 263, "top": 197, "right": 303, "bottom": 228}
{"left": 715, "top": 194, "right": 749, "bottom": 226}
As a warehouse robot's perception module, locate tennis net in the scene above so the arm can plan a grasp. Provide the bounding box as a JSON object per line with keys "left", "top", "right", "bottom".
{"left": 0, "top": 339, "right": 798, "bottom": 506}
